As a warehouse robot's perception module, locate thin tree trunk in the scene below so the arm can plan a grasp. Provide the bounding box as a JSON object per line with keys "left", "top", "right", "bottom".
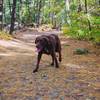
{"left": 37, "top": 0, "right": 42, "bottom": 27}
{"left": 33, "top": 0, "right": 36, "bottom": 23}
{"left": 77, "top": 0, "right": 82, "bottom": 12}
{"left": 87, "top": 19, "right": 92, "bottom": 31}
{"left": 26, "top": 0, "right": 31, "bottom": 24}
{"left": 85, "top": 0, "right": 87, "bottom": 13}
{"left": 8, "top": 0, "right": 12, "bottom": 16}
{"left": 9, "top": 0, "right": 17, "bottom": 34}
{"left": 0, "top": 0, "right": 3, "bottom": 30}
{"left": 35, "top": 0, "right": 39, "bottom": 26}
{"left": 84, "top": 0, "right": 92, "bottom": 31}
{"left": 65, "top": 0, "right": 71, "bottom": 24}
{"left": 40, "top": 0, "right": 45, "bottom": 24}
{"left": 65, "top": 0, "right": 70, "bottom": 11}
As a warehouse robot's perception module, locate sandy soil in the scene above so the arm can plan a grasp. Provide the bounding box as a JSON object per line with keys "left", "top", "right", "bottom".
{"left": 0, "top": 28, "right": 100, "bottom": 100}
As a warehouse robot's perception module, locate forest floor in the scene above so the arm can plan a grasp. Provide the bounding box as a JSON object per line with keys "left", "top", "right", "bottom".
{"left": 0, "top": 27, "right": 100, "bottom": 100}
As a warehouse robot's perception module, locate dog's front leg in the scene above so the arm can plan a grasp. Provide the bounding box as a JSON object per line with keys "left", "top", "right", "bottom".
{"left": 51, "top": 54, "right": 54, "bottom": 66}
{"left": 33, "top": 52, "right": 42, "bottom": 73}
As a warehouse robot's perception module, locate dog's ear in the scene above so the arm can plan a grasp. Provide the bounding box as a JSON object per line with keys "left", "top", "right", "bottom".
{"left": 35, "top": 38, "right": 37, "bottom": 44}
{"left": 35, "top": 37, "right": 39, "bottom": 44}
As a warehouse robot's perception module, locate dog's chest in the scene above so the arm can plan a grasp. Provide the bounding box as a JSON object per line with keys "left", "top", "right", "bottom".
{"left": 43, "top": 47, "right": 50, "bottom": 54}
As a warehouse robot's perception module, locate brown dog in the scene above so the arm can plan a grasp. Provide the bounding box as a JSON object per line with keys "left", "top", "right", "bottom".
{"left": 33, "top": 34, "right": 62, "bottom": 73}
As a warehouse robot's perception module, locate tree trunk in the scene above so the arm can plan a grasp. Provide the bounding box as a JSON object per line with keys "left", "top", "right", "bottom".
{"left": 9, "top": 0, "right": 17, "bottom": 34}
{"left": 65, "top": 0, "right": 70, "bottom": 11}
{"left": 36, "top": 0, "right": 42, "bottom": 27}
{"left": 33, "top": 0, "right": 36, "bottom": 23}
{"left": 8, "top": 0, "right": 12, "bottom": 16}
{"left": 85, "top": 0, "right": 87, "bottom": 13}
{"left": 26, "top": 0, "right": 31, "bottom": 24}
{"left": 0, "top": 0, "right": 3, "bottom": 30}
{"left": 65, "top": 0, "right": 71, "bottom": 24}
{"left": 40, "top": 0, "right": 45, "bottom": 24}
{"left": 77, "top": 0, "right": 82, "bottom": 12}
{"left": 84, "top": 0, "right": 92, "bottom": 31}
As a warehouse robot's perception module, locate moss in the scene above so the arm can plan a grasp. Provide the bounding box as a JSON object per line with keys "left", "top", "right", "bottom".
{"left": 74, "top": 48, "right": 89, "bottom": 55}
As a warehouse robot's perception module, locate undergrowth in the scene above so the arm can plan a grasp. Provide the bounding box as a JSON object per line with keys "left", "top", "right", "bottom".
{"left": 0, "top": 31, "right": 12, "bottom": 40}
{"left": 62, "top": 13, "right": 100, "bottom": 45}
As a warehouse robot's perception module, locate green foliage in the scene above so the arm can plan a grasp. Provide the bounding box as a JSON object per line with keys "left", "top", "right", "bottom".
{"left": 62, "top": 25, "right": 70, "bottom": 35}
{"left": 20, "top": 3, "right": 36, "bottom": 25}
{"left": 91, "top": 31, "right": 100, "bottom": 44}
{"left": 62, "top": 11, "right": 100, "bottom": 44}
{"left": 89, "top": 16, "right": 100, "bottom": 44}
{"left": 2, "top": 0, "right": 100, "bottom": 45}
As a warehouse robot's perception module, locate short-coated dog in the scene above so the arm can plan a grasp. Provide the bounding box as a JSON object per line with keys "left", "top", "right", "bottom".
{"left": 33, "top": 34, "right": 62, "bottom": 73}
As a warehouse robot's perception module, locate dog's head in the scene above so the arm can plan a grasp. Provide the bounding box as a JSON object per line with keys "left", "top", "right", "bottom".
{"left": 35, "top": 36, "right": 50, "bottom": 53}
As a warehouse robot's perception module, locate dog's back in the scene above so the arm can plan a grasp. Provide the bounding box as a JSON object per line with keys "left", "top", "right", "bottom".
{"left": 48, "top": 34, "right": 61, "bottom": 52}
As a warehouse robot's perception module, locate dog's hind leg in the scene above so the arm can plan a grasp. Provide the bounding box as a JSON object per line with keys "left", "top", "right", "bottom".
{"left": 59, "top": 50, "right": 62, "bottom": 62}
{"left": 51, "top": 54, "right": 54, "bottom": 66}
{"left": 55, "top": 55, "right": 59, "bottom": 68}
{"left": 57, "top": 37, "right": 62, "bottom": 62}
{"left": 51, "top": 52, "right": 59, "bottom": 68}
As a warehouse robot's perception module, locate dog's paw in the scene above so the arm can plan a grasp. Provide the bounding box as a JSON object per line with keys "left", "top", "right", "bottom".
{"left": 51, "top": 63, "right": 54, "bottom": 66}
{"left": 59, "top": 58, "right": 62, "bottom": 62}
{"left": 55, "top": 65, "right": 59, "bottom": 68}
{"left": 33, "top": 70, "right": 38, "bottom": 73}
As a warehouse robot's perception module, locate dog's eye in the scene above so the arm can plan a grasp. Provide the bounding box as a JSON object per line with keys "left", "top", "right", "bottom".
{"left": 40, "top": 40, "right": 43, "bottom": 42}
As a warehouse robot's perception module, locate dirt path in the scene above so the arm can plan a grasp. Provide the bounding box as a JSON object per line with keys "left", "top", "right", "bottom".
{"left": 0, "top": 28, "right": 100, "bottom": 100}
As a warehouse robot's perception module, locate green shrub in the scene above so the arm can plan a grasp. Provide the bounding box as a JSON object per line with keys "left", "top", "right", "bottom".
{"left": 62, "top": 26, "right": 70, "bottom": 35}
{"left": 92, "top": 32, "right": 100, "bottom": 44}
{"left": 62, "top": 12, "right": 100, "bottom": 45}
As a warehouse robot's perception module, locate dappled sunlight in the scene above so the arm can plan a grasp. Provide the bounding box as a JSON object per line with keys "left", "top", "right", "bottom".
{"left": 0, "top": 52, "right": 35, "bottom": 57}
{"left": 0, "top": 30, "right": 100, "bottom": 100}
{"left": 0, "top": 53, "right": 12, "bottom": 56}
{"left": 0, "top": 0, "right": 99, "bottom": 99}
{"left": 0, "top": 39, "right": 35, "bottom": 51}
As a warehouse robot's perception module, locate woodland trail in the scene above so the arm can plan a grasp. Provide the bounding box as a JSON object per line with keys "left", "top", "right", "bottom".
{"left": 0, "top": 28, "right": 100, "bottom": 100}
